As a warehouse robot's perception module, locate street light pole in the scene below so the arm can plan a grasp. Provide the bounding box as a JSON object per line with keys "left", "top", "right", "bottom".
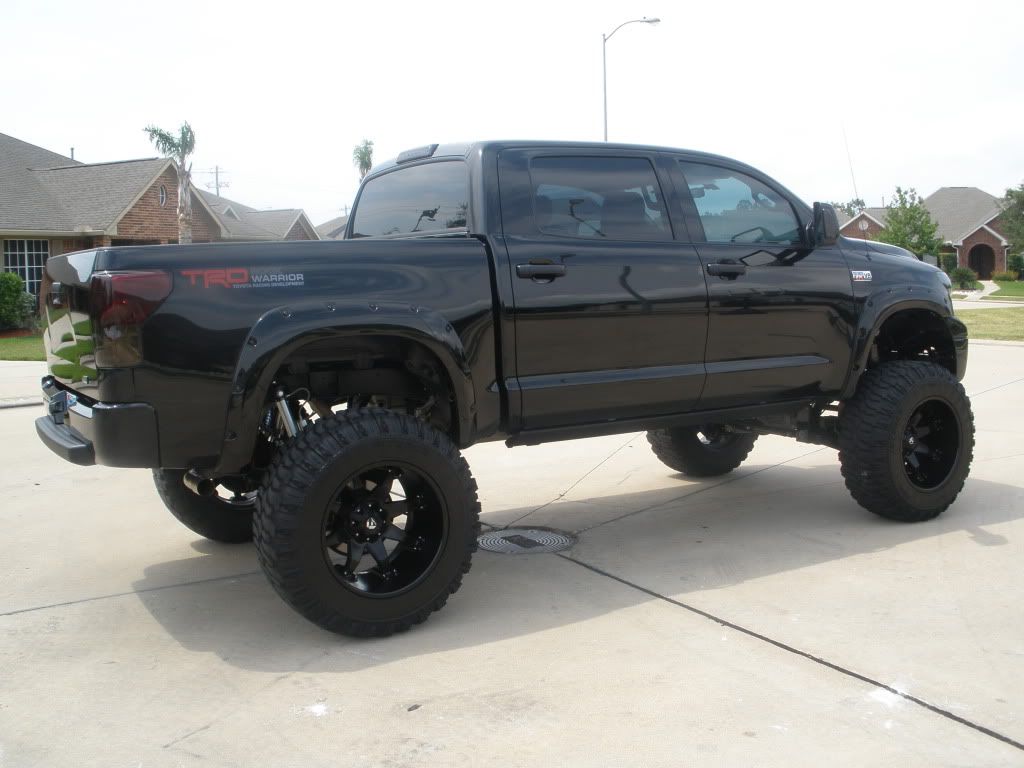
{"left": 602, "top": 16, "right": 661, "bottom": 142}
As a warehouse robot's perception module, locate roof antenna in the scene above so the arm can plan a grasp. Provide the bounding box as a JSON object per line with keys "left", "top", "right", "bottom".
{"left": 840, "top": 123, "right": 860, "bottom": 202}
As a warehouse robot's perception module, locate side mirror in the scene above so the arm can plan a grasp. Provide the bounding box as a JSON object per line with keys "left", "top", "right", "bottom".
{"left": 813, "top": 202, "right": 839, "bottom": 246}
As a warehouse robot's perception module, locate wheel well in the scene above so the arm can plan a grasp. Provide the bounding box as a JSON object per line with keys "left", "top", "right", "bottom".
{"left": 272, "top": 335, "right": 457, "bottom": 438}
{"left": 870, "top": 309, "right": 956, "bottom": 376}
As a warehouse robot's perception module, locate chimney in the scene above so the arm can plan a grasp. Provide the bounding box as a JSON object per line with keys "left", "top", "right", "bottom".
{"left": 70, "top": 147, "right": 75, "bottom": 161}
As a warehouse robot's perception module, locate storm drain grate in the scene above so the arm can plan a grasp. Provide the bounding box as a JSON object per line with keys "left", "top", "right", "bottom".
{"left": 477, "top": 528, "right": 576, "bottom": 554}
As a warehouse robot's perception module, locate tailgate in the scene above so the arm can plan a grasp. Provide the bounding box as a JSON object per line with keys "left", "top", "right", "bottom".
{"left": 42, "top": 249, "right": 98, "bottom": 394}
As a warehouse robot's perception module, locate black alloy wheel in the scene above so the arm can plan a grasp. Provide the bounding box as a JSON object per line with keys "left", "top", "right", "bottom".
{"left": 323, "top": 464, "right": 445, "bottom": 597}
{"left": 901, "top": 399, "right": 960, "bottom": 490}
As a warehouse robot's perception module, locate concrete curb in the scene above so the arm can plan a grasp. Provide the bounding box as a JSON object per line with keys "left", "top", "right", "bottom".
{"left": 971, "top": 339, "right": 1024, "bottom": 348}
{"left": 0, "top": 398, "right": 40, "bottom": 410}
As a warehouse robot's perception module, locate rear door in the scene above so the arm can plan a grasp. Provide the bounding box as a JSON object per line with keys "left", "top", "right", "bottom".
{"left": 671, "top": 159, "right": 855, "bottom": 409}
{"left": 498, "top": 148, "right": 708, "bottom": 430}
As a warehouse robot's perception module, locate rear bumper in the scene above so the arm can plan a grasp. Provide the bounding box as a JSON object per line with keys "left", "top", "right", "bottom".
{"left": 36, "top": 376, "right": 160, "bottom": 467}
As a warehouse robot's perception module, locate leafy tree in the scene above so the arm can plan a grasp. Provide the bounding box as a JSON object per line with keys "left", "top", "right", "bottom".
{"left": 1009, "top": 253, "right": 1024, "bottom": 279}
{"left": 144, "top": 122, "right": 196, "bottom": 244}
{"left": 352, "top": 139, "right": 374, "bottom": 180}
{"left": 829, "top": 198, "right": 866, "bottom": 217}
{"left": 877, "top": 187, "right": 942, "bottom": 258}
{"left": 999, "top": 183, "right": 1024, "bottom": 267}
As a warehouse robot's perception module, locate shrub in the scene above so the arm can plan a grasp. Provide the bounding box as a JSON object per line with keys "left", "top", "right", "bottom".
{"left": 939, "top": 253, "right": 958, "bottom": 273}
{"left": 1009, "top": 254, "right": 1024, "bottom": 278}
{"left": 0, "top": 272, "right": 26, "bottom": 329}
{"left": 949, "top": 267, "right": 979, "bottom": 289}
{"left": 992, "top": 270, "right": 1018, "bottom": 282}
{"left": 18, "top": 291, "right": 39, "bottom": 330}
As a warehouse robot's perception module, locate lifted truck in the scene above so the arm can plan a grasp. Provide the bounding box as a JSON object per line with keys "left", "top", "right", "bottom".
{"left": 36, "top": 141, "right": 973, "bottom": 636}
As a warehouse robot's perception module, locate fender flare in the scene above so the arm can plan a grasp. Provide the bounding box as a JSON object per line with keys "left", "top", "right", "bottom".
{"left": 212, "top": 299, "right": 475, "bottom": 475}
{"left": 841, "top": 288, "right": 964, "bottom": 400}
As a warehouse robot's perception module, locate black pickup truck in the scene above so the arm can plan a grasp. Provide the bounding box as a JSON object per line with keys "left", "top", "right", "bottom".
{"left": 36, "top": 141, "right": 973, "bottom": 636}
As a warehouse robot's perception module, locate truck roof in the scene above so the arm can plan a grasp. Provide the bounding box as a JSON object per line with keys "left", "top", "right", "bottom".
{"left": 366, "top": 140, "right": 749, "bottom": 179}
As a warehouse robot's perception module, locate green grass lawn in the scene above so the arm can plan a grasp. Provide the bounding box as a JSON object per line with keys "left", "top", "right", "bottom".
{"left": 957, "top": 308, "right": 1024, "bottom": 341}
{"left": 0, "top": 334, "right": 45, "bottom": 361}
{"left": 986, "top": 281, "right": 1024, "bottom": 301}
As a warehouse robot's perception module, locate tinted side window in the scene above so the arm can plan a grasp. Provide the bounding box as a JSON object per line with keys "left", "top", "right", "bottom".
{"left": 678, "top": 162, "right": 800, "bottom": 245}
{"left": 351, "top": 161, "right": 468, "bottom": 237}
{"left": 529, "top": 157, "right": 671, "bottom": 241}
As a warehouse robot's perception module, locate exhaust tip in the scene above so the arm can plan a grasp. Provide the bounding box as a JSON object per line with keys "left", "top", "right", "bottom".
{"left": 183, "top": 469, "right": 217, "bottom": 497}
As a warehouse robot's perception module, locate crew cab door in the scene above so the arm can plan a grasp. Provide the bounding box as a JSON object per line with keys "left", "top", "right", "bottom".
{"left": 670, "top": 159, "right": 855, "bottom": 409}
{"left": 498, "top": 149, "right": 708, "bottom": 431}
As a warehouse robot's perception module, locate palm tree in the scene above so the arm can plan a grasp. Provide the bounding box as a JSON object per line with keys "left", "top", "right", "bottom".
{"left": 144, "top": 122, "right": 196, "bottom": 244}
{"left": 352, "top": 139, "right": 374, "bottom": 180}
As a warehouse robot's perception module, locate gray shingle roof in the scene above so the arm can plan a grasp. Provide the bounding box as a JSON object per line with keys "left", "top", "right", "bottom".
{"left": 847, "top": 190, "right": 1003, "bottom": 245}
{"left": 863, "top": 207, "right": 889, "bottom": 226}
{"left": 0, "top": 132, "right": 79, "bottom": 232}
{"left": 0, "top": 131, "right": 170, "bottom": 234}
{"left": 196, "top": 189, "right": 316, "bottom": 240}
{"left": 2, "top": 133, "right": 318, "bottom": 241}
{"left": 247, "top": 209, "right": 304, "bottom": 238}
{"left": 922, "top": 187, "right": 1001, "bottom": 243}
{"left": 316, "top": 215, "right": 348, "bottom": 239}
{"left": 35, "top": 158, "right": 170, "bottom": 233}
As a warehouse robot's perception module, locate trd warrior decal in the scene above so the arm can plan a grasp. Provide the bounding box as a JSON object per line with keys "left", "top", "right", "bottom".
{"left": 181, "top": 268, "right": 305, "bottom": 288}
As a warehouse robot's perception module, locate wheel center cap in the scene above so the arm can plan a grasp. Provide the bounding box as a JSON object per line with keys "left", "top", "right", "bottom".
{"left": 907, "top": 435, "right": 916, "bottom": 446}
{"left": 365, "top": 517, "right": 379, "bottom": 532}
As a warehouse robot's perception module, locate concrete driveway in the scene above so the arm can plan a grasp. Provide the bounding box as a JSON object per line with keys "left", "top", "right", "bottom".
{"left": 2, "top": 343, "right": 1023, "bottom": 767}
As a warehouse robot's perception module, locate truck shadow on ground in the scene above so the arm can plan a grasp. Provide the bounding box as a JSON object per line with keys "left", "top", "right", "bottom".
{"left": 131, "top": 463, "right": 1023, "bottom": 672}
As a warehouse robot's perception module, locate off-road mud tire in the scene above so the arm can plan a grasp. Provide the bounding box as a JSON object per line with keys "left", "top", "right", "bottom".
{"left": 839, "top": 361, "right": 973, "bottom": 522}
{"left": 647, "top": 426, "right": 758, "bottom": 477}
{"left": 153, "top": 469, "right": 255, "bottom": 543}
{"left": 254, "top": 409, "right": 480, "bottom": 637}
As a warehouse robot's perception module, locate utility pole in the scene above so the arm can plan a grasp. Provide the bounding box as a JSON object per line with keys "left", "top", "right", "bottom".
{"left": 202, "top": 166, "right": 230, "bottom": 197}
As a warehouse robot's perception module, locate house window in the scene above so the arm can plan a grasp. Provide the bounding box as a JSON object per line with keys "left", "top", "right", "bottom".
{"left": 159, "top": 185, "right": 168, "bottom": 207}
{"left": 3, "top": 239, "right": 49, "bottom": 295}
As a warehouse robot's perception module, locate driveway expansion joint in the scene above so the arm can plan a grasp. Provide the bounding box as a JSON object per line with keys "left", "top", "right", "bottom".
{"left": 0, "top": 570, "right": 263, "bottom": 617}
{"left": 559, "top": 553, "right": 1024, "bottom": 753}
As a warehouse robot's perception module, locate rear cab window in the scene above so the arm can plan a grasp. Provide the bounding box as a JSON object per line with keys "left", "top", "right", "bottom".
{"left": 350, "top": 161, "right": 469, "bottom": 238}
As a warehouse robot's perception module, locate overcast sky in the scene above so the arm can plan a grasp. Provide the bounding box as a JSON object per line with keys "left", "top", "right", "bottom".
{"left": 4, "top": 0, "right": 1022, "bottom": 226}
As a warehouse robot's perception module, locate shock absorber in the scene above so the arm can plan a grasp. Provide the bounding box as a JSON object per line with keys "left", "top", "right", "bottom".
{"left": 274, "top": 389, "right": 300, "bottom": 437}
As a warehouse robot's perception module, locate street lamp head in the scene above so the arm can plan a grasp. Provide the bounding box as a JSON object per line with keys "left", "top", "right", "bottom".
{"left": 644, "top": 17, "right": 661, "bottom": 24}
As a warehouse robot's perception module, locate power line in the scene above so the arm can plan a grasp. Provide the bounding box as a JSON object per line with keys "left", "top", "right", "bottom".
{"left": 194, "top": 165, "right": 230, "bottom": 196}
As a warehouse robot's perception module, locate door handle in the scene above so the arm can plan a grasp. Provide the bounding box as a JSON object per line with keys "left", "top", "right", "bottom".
{"left": 706, "top": 262, "right": 747, "bottom": 278}
{"left": 516, "top": 263, "right": 567, "bottom": 280}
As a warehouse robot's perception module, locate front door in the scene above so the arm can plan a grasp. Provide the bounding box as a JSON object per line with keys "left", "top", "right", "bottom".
{"left": 499, "top": 150, "right": 709, "bottom": 430}
{"left": 671, "top": 159, "right": 856, "bottom": 410}
{"left": 968, "top": 244, "right": 995, "bottom": 280}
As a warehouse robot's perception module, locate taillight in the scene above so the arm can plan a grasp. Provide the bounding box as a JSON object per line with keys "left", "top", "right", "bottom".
{"left": 89, "top": 270, "right": 172, "bottom": 367}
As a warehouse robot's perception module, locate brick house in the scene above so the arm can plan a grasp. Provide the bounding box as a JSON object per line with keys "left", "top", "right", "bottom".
{"left": 839, "top": 187, "right": 1010, "bottom": 279}
{"left": 1, "top": 132, "right": 318, "bottom": 295}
